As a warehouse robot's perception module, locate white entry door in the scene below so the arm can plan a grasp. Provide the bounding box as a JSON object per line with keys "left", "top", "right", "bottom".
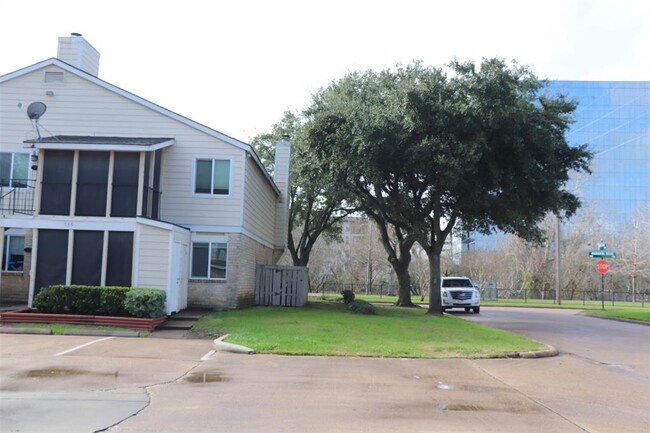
{"left": 168, "top": 241, "right": 182, "bottom": 314}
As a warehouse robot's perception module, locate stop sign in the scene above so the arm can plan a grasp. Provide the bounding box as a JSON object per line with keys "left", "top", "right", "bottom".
{"left": 596, "top": 259, "right": 610, "bottom": 274}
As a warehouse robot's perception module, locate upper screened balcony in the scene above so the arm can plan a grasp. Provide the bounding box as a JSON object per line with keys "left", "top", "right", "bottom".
{"left": 3, "top": 136, "right": 173, "bottom": 219}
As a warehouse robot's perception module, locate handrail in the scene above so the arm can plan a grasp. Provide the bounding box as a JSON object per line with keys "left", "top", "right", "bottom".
{"left": 0, "top": 178, "right": 35, "bottom": 215}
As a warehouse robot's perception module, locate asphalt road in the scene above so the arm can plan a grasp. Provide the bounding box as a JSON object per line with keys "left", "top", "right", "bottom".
{"left": 1, "top": 308, "right": 649, "bottom": 433}
{"left": 459, "top": 306, "right": 650, "bottom": 378}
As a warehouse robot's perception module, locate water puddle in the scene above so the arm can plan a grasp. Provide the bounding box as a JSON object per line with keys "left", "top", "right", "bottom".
{"left": 443, "top": 404, "right": 487, "bottom": 411}
{"left": 23, "top": 368, "right": 119, "bottom": 379}
{"left": 184, "top": 371, "right": 228, "bottom": 384}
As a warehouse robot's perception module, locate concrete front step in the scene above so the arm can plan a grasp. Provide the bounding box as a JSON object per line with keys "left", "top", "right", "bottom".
{"left": 157, "top": 320, "right": 197, "bottom": 330}
{"left": 169, "top": 309, "right": 211, "bottom": 321}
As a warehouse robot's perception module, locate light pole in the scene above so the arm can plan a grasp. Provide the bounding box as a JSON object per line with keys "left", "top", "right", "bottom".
{"left": 366, "top": 220, "right": 373, "bottom": 296}
{"left": 599, "top": 239, "right": 606, "bottom": 310}
{"left": 555, "top": 216, "right": 562, "bottom": 305}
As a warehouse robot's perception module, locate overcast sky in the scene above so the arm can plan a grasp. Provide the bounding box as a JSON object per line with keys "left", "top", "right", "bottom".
{"left": 1, "top": 0, "right": 648, "bottom": 142}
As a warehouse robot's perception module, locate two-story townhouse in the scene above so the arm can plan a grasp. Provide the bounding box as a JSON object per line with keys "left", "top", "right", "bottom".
{"left": 0, "top": 34, "right": 291, "bottom": 314}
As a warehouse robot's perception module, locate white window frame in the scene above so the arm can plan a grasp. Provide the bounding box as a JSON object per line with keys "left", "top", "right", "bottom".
{"left": 190, "top": 234, "right": 228, "bottom": 280}
{"left": 0, "top": 152, "right": 31, "bottom": 188}
{"left": 192, "top": 156, "right": 232, "bottom": 197}
{"left": 2, "top": 234, "right": 25, "bottom": 272}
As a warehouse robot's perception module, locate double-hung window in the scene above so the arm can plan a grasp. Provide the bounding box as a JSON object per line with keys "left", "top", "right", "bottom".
{"left": 0, "top": 152, "right": 29, "bottom": 187}
{"left": 194, "top": 158, "right": 230, "bottom": 195}
{"left": 191, "top": 241, "right": 227, "bottom": 279}
{"left": 2, "top": 234, "right": 25, "bottom": 272}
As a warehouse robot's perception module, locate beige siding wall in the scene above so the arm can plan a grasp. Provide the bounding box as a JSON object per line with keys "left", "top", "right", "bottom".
{"left": 188, "top": 232, "right": 274, "bottom": 309}
{"left": 1, "top": 63, "right": 286, "bottom": 311}
{"left": 242, "top": 157, "right": 277, "bottom": 245}
{"left": 0, "top": 65, "right": 246, "bottom": 228}
{"left": 136, "top": 224, "right": 170, "bottom": 290}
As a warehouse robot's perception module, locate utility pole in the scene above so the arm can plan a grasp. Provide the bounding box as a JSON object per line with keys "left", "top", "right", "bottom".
{"left": 366, "top": 220, "right": 373, "bottom": 295}
{"left": 555, "top": 215, "right": 562, "bottom": 305}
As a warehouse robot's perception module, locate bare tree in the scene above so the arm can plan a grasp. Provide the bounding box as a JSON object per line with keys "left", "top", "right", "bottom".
{"left": 615, "top": 205, "right": 650, "bottom": 302}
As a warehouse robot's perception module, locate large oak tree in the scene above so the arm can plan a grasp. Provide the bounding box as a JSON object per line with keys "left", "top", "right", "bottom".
{"left": 305, "top": 59, "right": 592, "bottom": 314}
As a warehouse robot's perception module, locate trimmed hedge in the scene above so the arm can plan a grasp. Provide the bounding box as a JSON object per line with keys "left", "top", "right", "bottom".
{"left": 33, "top": 285, "right": 166, "bottom": 318}
{"left": 124, "top": 288, "right": 166, "bottom": 318}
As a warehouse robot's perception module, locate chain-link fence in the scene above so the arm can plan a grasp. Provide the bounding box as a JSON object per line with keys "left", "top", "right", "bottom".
{"left": 312, "top": 282, "right": 405, "bottom": 297}
{"left": 481, "top": 288, "right": 649, "bottom": 306}
{"left": 311, "top": 280, "right": 648, "bottom": 306}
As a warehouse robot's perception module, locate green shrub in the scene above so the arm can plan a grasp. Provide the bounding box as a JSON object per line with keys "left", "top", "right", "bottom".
{"left": 124, "top": 288, "right": 166, "bottom": 318}
{"left": 98, "top": 287, "right": 131, "bottom": 316}
{"left": 33, "top": 285, "right": 143, "bottom": 317}
{"left": 340, "top": 290, "right": 355, "bottom": 304}
{"left": 33, "top": 285, "right": 68, "bottom": 314}
{"left": 69, "top": 286, "right": 101, "bottom": 315}
{"left": 347, "top": 299, "right": 376, "bottom": 315}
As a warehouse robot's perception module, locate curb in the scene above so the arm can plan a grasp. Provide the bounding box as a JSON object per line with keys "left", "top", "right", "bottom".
{"left": 213, "top": 334, "right": 255, "bottom": 354}
{"left": 0, "top": 326, "right": 52, "bottom": 335}
{"left": 507, "top": 345, "right": 559, "bottom": 359}
{"left": 0, "top": 326, "right": 141, "bottom": 337}
{"left": 581, "top": 313, "right": 650, "bottom": 327}
{"left": 63, "top": 329, "right": 141, "bottom": 337}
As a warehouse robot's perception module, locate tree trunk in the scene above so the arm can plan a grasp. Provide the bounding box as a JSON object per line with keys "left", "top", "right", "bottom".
{"left": 427, "top": 251, "right": 443, "bottom": 314}
{"left": 393, "top": 261, "right": 415, "bottom": 307}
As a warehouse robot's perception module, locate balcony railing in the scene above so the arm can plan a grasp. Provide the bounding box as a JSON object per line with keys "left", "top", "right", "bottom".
{"left": 0, "top": 179, "right": 35, "bottom": 215}
{"left": 0, "top": 179, "right": 162, "bottom": 220}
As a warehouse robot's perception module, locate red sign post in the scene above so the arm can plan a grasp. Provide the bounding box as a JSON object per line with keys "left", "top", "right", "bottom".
{"left": 596, "top": 260, "right": 610, "bottom": 274}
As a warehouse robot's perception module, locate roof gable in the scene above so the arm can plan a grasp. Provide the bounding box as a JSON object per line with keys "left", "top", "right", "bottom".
{"left": 0, "top": 58, "right": 279, "bottom": 195}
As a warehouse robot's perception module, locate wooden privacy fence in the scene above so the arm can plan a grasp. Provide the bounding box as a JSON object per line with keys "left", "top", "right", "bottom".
{"left": 255, "top": 265, "right": 309, "bottom": 307}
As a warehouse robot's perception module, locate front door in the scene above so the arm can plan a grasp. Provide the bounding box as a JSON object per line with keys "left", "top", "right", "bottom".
{"left": 169, "top": 241, "right": 189, "bottom": 314}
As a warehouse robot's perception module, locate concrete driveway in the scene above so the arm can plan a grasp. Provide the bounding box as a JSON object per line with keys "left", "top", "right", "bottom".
{"left": 1, "top": 308, "right": 649, "bottom": 433}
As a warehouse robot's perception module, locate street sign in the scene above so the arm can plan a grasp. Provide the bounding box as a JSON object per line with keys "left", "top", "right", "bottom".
{"left": 589, "top": 250, "right": 616, "bottom": 258}
{"left": 596, "top": 259, "right": 610, "bottom": 274}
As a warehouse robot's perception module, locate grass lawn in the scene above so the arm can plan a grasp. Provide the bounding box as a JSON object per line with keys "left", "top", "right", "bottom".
{"left": 583, "top": 309, "right": 650, "bottom": 322}
{"left": 349, "top": 294, "right": 649, "bottom": 322}
{"left": 192, "top": 301, "right": 544, "bottom": 358}
{"left": 10, "top": 323, "right": 149, "bottom": 336}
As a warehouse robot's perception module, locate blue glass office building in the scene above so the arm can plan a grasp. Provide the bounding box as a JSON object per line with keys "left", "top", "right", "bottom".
{"left": 546, "top": 81, "right": 650, "bottom": 225}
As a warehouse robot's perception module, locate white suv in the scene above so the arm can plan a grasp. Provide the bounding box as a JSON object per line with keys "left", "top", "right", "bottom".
{"left": 441, "top": 276, "right": 480, "bottom": 313}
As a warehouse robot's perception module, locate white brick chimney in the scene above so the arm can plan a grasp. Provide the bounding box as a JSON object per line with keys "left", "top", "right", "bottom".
{"left": 273, "top": 135, "right": 292, "bottom": 257}
{"left": 57, "top": 33, "right": 100, "bottom": 76}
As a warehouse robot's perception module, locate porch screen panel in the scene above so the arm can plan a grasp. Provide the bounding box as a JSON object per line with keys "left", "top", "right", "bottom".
{"left": 106, "top": 231, "right": 133, "bottom": 287}
{"left": 34, "top": 229, "right": 68, "bottom": 296}
{"left": 40, "top": 150, "right": 74, "bottom": 215}
{"left": 75, "top": 151, "right": 110, "bottom": 216}
{"left": 151, "top": 149, "right": 162, "bottom": 219}
{"left": 71, "top": 230, "right": 103, "bottom": 286}
{"left": 141, "top": 152, "right": 151, "bottom": 218}
{"left": 111, "top": 152, "right": 139, "bottom": 217}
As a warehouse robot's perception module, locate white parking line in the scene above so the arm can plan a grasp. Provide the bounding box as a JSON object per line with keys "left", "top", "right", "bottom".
{"left": 200, "top": 349, "right": 216, "bottom": 361}
{"left": 55, "top": 337, "right": 115, "bottom": 356}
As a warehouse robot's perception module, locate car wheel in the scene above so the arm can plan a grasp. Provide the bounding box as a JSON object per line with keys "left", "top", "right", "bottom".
{"left": 465, "top": 308, "right": 470, "bottom": 312}
{"left": 473, "top": 307, "right": 480, "bottom": 314}
{"left": 442, "top": 307, "right": 447, "bottom": 313}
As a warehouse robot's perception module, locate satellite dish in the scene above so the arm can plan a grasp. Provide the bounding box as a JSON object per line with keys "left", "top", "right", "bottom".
{"left": 27, "top": 102, "right": 47, "bottom": 120}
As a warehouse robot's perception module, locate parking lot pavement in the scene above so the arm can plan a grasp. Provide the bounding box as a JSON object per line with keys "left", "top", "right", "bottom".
{"left": 0, "top": 334, "right": 214, "bottom": 432}
{"left": 112, "top": 353, "right": 589, "bottom": 433}
{"left": 2, "top": 333, "right": 649, "bottom": 433}
{"left": 1, "top": 391, "right": 149, "bottom": 433}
